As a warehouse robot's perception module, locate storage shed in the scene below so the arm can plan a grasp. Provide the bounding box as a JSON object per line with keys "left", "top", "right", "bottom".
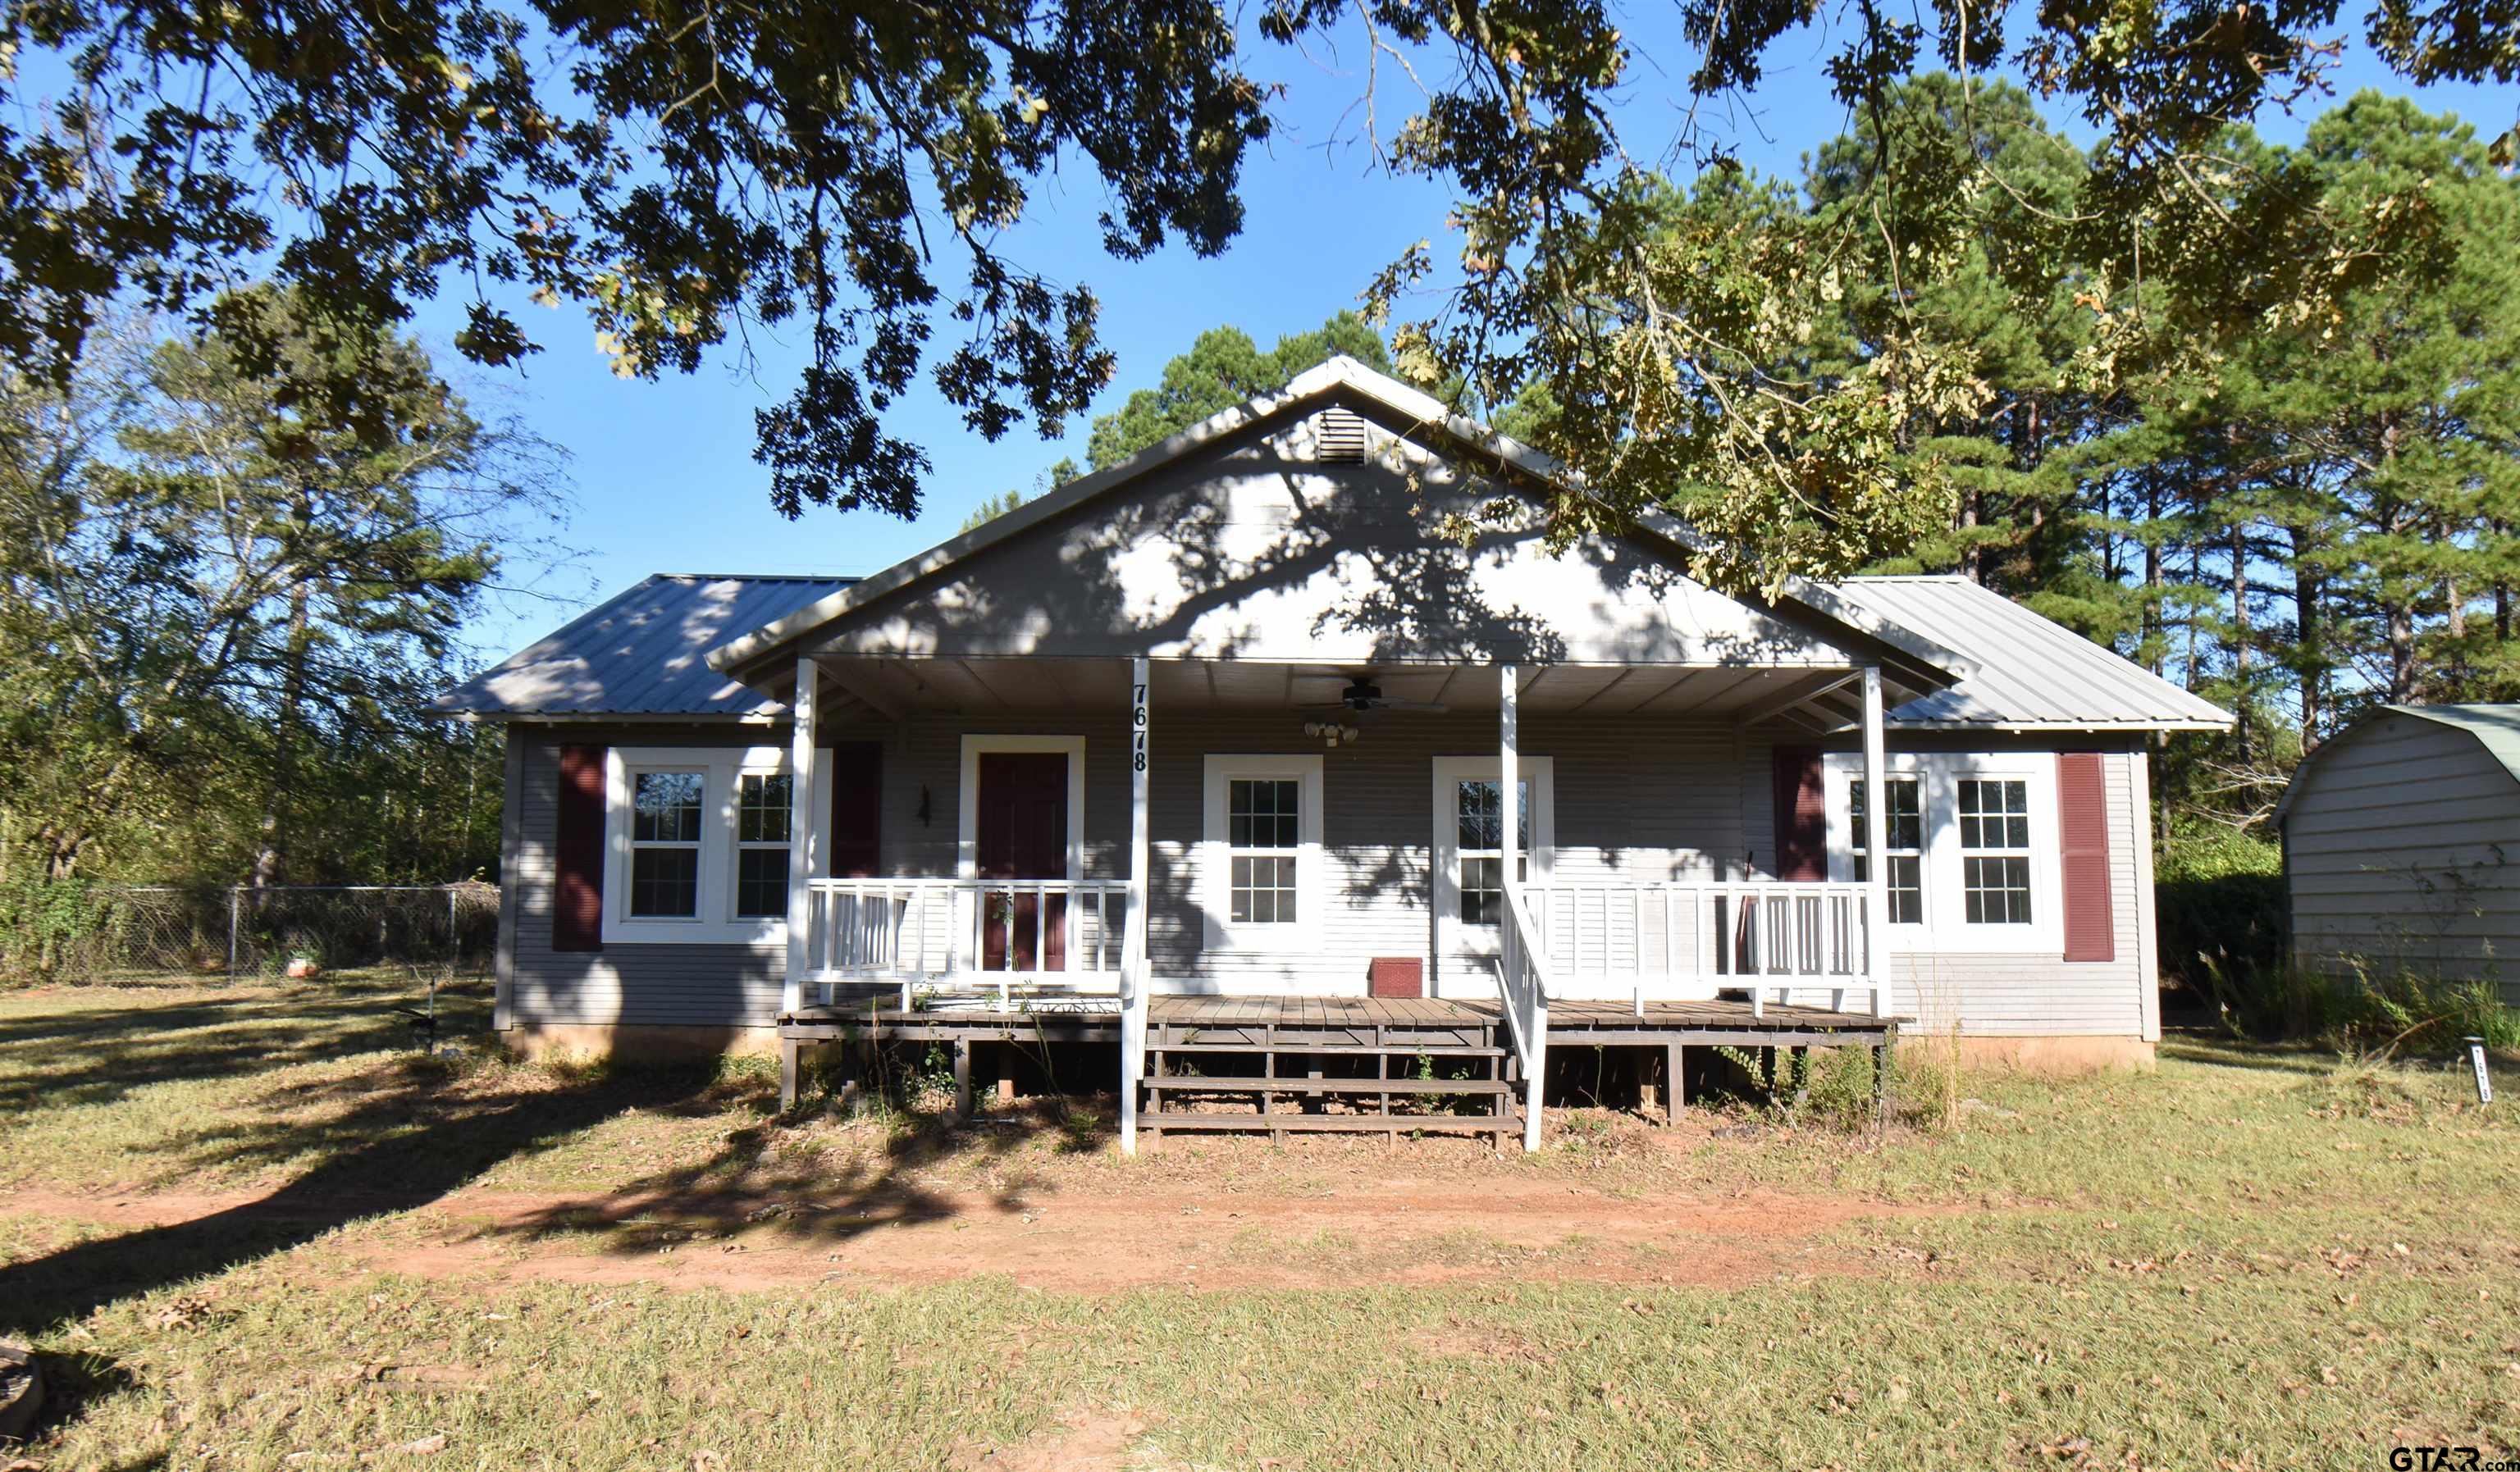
{"left": 2276, "top": 704, "right": 2520, "bottom": 994}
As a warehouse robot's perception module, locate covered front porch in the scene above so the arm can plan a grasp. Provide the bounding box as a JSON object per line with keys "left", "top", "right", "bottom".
{"left": 764, "top": 651, "right": 1910, "bottom": 1151}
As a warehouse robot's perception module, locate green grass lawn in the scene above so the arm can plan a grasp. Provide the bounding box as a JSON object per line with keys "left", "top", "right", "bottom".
{"left": 3, "top": 976, "right": 2518, "bottom": 1470}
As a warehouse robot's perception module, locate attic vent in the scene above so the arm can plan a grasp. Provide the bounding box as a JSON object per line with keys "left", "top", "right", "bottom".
{"left": 1315, "top": 408, "right": 1370, "bottom": 463}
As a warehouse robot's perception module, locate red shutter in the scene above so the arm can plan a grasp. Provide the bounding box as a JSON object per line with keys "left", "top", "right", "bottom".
{"left": 2057, "top": 752, "right": 2116, "bottom": 962}
{"left": 1771, "top": 745, "right": 1827, "bottom": 881}
{"left": 552, "top": 743, "right": 605, "bottom": 952}
{"left": 829, "top": 741, "right": 883, "bottom": 877}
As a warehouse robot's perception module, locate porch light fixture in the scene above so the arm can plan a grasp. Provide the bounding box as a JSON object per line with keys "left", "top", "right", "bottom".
{"left": 1301, "top": 720, "right": 1361, "bottom": 749}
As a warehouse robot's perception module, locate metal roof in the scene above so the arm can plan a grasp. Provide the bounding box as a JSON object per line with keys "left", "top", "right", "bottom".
{"left": 2387, "top": 704, "right": 2520, "bottom": 779}
{"left": 432, "top": 574, "right": 851, "bottom": 719}
{"left": 1822, "top": 576, "right": 2235, "bottom": 730}
{"left": 2271, "top": 704, "right": 2520, "bottom": 823}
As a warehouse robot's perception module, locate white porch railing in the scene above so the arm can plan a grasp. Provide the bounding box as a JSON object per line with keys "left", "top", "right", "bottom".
{"left": 1520, "top": 880, "right": 1884, "bottom": 1018}
{"left": 1498, "top": 883, "right": 1557, "bottom": 1152}
{"left": 804, "top": 877, "right": 1130, "bottom": 1011}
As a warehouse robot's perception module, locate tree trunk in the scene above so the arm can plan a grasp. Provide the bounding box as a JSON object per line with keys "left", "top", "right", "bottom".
{"left": 2143, "top": 479, "right": 2164, "bottom": 677}
{"left": 2387, "top": 599, "right": 2417, "bottom": 703}
{"left": 253, "top": 502, "right": 317, "bottom": 891}
{"left": 2496, "top": 517, "right": 2511, "bottom": 645}
{"left": 1960, "top": 491, "right": 1981, "bottom": 583}
{"left": 2229, "top": 520, "right": 2251, "bottom": 764}
{"left": 2293, "top": 529, "right": 2322, "bottom": 750}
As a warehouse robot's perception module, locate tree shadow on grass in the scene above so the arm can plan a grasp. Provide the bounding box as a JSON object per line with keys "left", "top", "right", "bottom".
{"left": 0, "top": 1059, "right": 723, "bottom": 1336}
{"left": 476, "top": 1089, "right": 1121, "bottom": 1258}
{"left": 0, "top": 978, "right": 492, "bottom": 1114}
{"left": 2157, "top": 1033, "right": 2351, "bottom": 1078}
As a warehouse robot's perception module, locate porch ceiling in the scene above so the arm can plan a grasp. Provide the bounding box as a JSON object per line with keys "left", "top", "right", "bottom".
{"left": 802, "top": 655, "right": 1878, "bottom": 730}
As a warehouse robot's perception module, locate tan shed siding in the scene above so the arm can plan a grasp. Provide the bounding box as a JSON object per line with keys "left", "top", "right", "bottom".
{"left": 1882, "top": 749, "right": 2147, "bottom": 1037}
{"left": 508, "top": 724, "right": 785, "bottom": 1028}
{"left": 2285, "top": 713, "right": 2520, "bottom": 991}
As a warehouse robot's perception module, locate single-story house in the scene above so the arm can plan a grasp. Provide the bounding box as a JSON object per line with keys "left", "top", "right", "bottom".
{"left": 2276, "top": 704, "right": 2520, "bottom": 994}
{"left": 436, "top": 356, "right": 2230, "bottom": 1148}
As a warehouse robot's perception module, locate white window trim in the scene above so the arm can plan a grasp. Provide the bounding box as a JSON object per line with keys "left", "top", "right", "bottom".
{"left": 956, "top": 736, "right": 1087, "bottom": 882}
{"left": 1199, "top": 754, "right": 1325, "bottom": 952}
{"left": 1838, "top": 769, "right": 1929, "bottom": 930}
{"left": 1431, "top": 755, "right": 1556, "bottom": 964}
{"left": 1823, "top": 753, "right": 2061, "bottom": 954}
{"left": 603, "top": 745, "right": 831, "bottom": 946}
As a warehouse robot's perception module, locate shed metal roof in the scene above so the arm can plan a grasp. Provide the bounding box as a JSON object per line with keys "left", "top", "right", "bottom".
{"left": 1823, "top": 576, "right": 2234, "bottom": 731}
{"left": 432, "top": 574, "right": 852, "bottom": 719}
{"left": 2273, "top": 703, "right": 2520, "bottom": 823}
{"left": 2389, "top": 704, "right": 2520, "bottom": 778}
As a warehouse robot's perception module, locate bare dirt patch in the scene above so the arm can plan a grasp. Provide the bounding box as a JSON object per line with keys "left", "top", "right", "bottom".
{"left": 948, "top": 1406, "right": 1154, "bottom": 1472}
{"left": 3, "top": 1176, "right": 1928, "bottom": 1297}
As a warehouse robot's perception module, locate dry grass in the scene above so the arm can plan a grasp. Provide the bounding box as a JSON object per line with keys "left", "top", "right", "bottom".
{"left": 5, "top": 979, "right": 2520, "bottom": 1469}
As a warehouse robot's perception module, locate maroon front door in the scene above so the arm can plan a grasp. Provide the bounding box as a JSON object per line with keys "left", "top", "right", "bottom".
{"left": 976, "top": 752, "right": 1068, "bottom": 972}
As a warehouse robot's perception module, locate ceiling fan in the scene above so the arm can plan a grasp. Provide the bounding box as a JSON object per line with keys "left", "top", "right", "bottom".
{"left": 1296, "top": 676, "right": 1449, "bottom": 715}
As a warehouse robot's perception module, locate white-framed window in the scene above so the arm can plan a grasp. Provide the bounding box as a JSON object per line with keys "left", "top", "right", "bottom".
{"left": 1455, "top": 776, "right": 1528, "bottom": 927}
{"left": 1824, "top": 754, "right": 2060, "bottom": 952}
{"left": 1957, "top": 777, "right": 2034, "bottom": 925}
{"left": 1227, "top": 777, "right": 1303, "bottom": 924}
{"left": 627, "top": 768, "right": 705, "bottom": 918}
{"left": 1847, "top": 775, "right": 1924, "bottom": 924}
{"left": 1200, "top": 755, "right": 1323, "bottom": 950}
{"left": 1431, "top": 756, "right": 1555, "bottom": 960}
{"left": 603, "top": 745, "right": 831, "bottom": 945}
{"left": 733, "top": 772, "right": 794, "bottom": 918}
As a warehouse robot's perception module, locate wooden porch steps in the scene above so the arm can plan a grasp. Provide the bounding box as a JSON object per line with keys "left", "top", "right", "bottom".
{"left": 1140, "top": 1113, "right": 1512, "bottom": 1137}
{"left": 1141, "top": 1009, "right": 1519, "bottom": 1146}
{"left": 1145, "top": 1076, "right": 1513, "bottom": 1097}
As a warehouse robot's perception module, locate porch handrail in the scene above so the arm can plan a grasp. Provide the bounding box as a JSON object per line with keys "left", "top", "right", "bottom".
{"left": 1499, "top": 882, "right": 1556, "bottom": 1152}
{"left": 804, "top": 877, "right": 1130, "bottom": 1011}
{"left": 1519, "top": 879, "right": 1883, "bottom": 1018}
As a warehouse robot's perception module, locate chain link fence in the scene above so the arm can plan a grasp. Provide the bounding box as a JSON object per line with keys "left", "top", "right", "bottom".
{"left": 0, "top": 881, "right": 498, "bottom": 982}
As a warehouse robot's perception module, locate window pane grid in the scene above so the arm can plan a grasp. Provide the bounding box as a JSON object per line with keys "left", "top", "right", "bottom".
{"left": 632, "top": 771, "right": 704, "bottom": 844}
{"left": 737, "top": 772, "right": 792, "bottom": 844}
{"left": 1229, "top": 854, "right": 1299, "bottom": 923}
{"left": 1225, "top": 777, "right": 1300, "bottom": 926}
{"left": 1958, "top": 779, "right": 2030, "bottom": 850}
{"left": 628, "top": 771, "right": 703, "bottom": 917}
{"left": 1964, "top": 856, "right": 2033, "bottom": 923}
{"left": 734, "top": 847, "right": 788, "bottom": 919}
{"left": 629, "top": 848, "right": 699, "bottom": 918}
{"left": 1958, "top": 779, "right": 2033, "bottom": 924}
{"left": 1456, "top": 779, "right": 1531, "bottom": 924}
{"left": 1849, "top": 777, "right": 1925, "bottom": 924}
{"left": 1228, "top": 779, "right": 1300, "bottom": 850}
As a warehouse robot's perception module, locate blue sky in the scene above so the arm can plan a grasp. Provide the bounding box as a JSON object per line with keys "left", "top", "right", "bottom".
{"left": 431, "top": 12, "right": 2514, "bottom": 662}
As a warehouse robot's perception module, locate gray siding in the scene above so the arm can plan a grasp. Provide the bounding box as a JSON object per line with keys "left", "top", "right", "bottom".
{"left": 509, "top": 722, "right": 786, "bottom": 1028}
{"left": 1814, "top": 732, "right": 2153, "bottom": 1038}
{"left": 2284, "top": 713, "right": 2520, "bottom": 991}
{"left": 801, "top": 400, "right": 1872, "bottom": 671}
{"left": 824, "top": 707, "right": 1772, "bottom": 998}
{"left": 502, "top": 718, "right": 2156, "bottom": 1037}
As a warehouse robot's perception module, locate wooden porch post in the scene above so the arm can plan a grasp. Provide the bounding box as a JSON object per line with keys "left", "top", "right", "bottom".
{"left": 1860, "top": 664, "right": 1889, "bottom": 1019}
{"left": 1501, "top": 662, "right": 1543, "bottom": 1151}
{"left": 784, "top": 654, "right": 819, "bottom": 1022}
{"left": 1121, "top": 656, "right": 1152, "bottom": 1155}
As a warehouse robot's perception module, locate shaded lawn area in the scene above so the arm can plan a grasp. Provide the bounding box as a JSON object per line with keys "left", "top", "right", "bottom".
{"left": 2, "top": 979, "right": 2518, "bottom": 1470}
